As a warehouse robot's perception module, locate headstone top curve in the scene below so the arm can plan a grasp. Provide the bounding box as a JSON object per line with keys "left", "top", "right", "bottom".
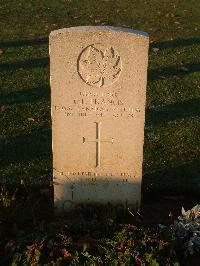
{"left": 49, "top": 26, "right": 149, "bottom": 38}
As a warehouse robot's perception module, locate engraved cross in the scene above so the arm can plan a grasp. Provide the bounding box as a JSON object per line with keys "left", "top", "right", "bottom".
{"left": 83, "top": 122, "right": 114, "bottom": 167}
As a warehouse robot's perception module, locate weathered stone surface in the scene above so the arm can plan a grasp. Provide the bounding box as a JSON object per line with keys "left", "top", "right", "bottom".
{"left": 50, "top": 26, "right": 149, "bottom": 212}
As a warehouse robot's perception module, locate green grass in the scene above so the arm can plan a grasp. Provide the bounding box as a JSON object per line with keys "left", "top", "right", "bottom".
{"left": 0, "top": 0, "right": 199, "bottom": 195}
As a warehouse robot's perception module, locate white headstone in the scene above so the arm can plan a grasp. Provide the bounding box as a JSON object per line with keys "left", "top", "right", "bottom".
{"left": 50, "top": 26, "right": 149, "bottom": 212}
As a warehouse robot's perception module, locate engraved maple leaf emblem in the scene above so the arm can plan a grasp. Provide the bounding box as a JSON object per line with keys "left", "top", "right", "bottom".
{"left": 78, "top": 45, "right": 122, "bottom": 87}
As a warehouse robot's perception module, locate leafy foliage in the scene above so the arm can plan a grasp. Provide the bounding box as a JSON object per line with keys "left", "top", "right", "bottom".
{"left": 173, "top": 205, "right": 200, "bottom": 256}
{"left": 0, "top": 188, "right": 199, "bottom": 265}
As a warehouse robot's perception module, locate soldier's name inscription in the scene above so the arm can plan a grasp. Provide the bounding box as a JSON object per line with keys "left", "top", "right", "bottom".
{"left": 53, "top": 90, "right": 141, "bottom": 118}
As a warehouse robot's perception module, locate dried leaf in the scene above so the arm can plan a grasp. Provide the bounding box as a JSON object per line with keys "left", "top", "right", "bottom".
{"left": 61, "top": 248, "right": 73, "bottom": 262}
{"left": 0, "top": 105, "right": 5, "bottom": 112}
{"left": 152, "top": 47, "right": 159, "bottom": 53}
{"left": 180, "top": 66, "right": 189, "bottom": 72}
{"left": 27, "top": 117, "right": 35, "bottom": 121}
{"left": 5, "top": 240, "right": 14, "bottom": 249}
{"left": 26, "top": 244, "right": 35, "bottom": 251}
{"left": 135, "top": 256, "right": 142, "bottom": 266}
{"left": 77, "top": 234, "right": 96, "bottom": 251}
{"left": 40, "top": 188, "right": 51, "bottom": 195}
{"left": 49, "top": 251, "right": 54, "bottom": 257}
{"left": 117, "top": 241, "right": 124, "bottom": 251}
{"left": 94, "top": 19, "right": 102, "bottom": 24}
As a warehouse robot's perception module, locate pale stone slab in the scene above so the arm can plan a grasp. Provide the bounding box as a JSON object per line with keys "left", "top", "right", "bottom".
{"left": 50, "top": 26, "right": 149, "bottom": 212}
